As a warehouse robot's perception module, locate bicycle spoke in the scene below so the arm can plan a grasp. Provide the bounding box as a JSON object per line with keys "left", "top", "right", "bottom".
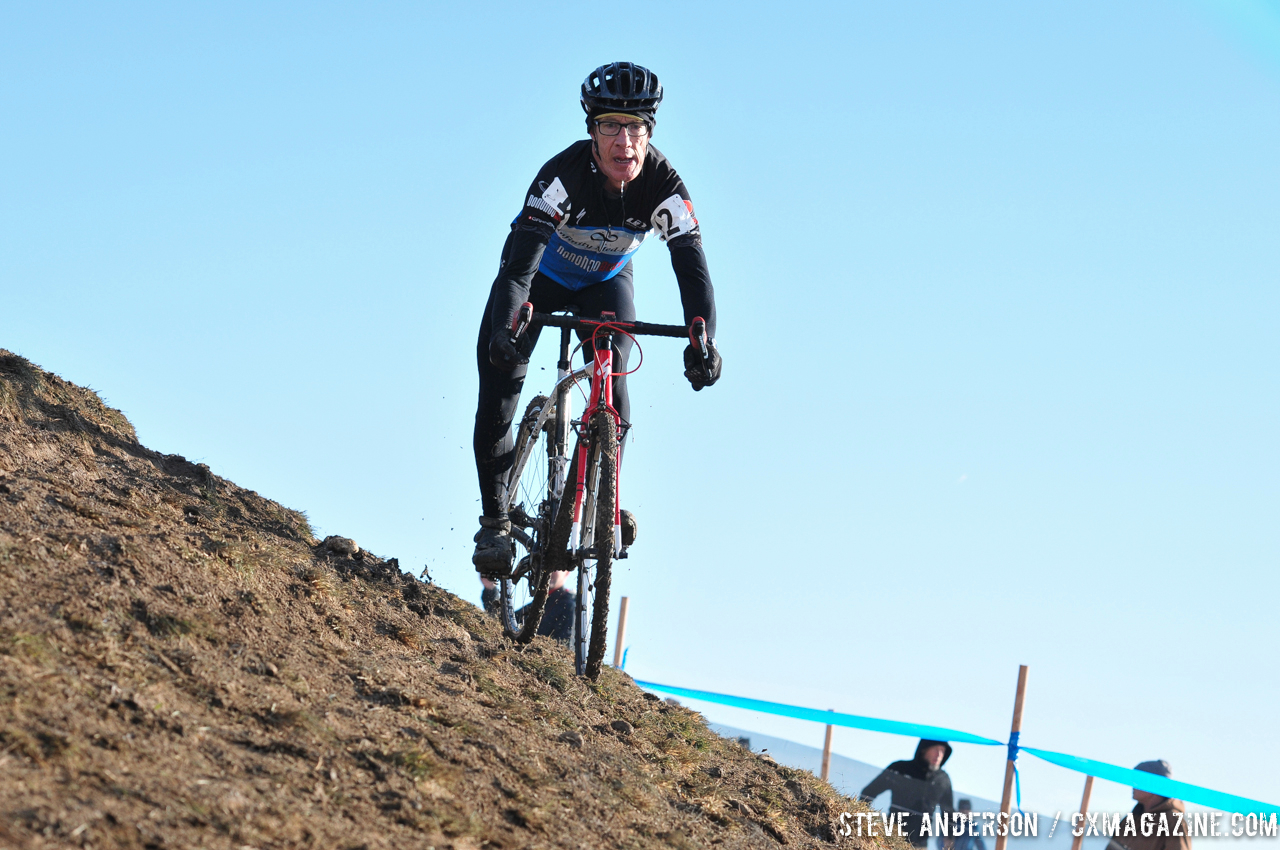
{"left": 499, "top": 396, "right": 559, "bottom": 643}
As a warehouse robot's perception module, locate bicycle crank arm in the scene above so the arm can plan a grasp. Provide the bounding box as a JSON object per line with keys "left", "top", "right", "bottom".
{"left": 509, "top": 526, "right": 535, "bottom": 549}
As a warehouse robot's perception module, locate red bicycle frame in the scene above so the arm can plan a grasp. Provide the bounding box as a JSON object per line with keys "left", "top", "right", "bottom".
{"left": 567, "top": 317, "right": 625, "bottom": 557}
{"left": 508, "top": 303, "right": 708, "bottom": 559}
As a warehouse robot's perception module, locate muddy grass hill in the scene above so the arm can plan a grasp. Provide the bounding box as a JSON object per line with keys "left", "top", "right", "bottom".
{"left": 0, "top": 350, "right": 896, "bottom": 850}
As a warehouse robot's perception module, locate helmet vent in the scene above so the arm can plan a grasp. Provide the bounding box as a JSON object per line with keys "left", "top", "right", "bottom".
{"left": 580, "top": 62, "right": 663, "bottom": 116}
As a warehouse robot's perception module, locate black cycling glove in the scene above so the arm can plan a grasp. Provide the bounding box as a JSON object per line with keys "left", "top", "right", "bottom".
{"left": 683, "top": 340, "right": 722, "bottom": 391}
{"left": 489, "top": 331, "right": 529, "bottom": 371}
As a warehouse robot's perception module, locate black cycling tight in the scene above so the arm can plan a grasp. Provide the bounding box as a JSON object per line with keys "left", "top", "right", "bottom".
{"left": 473, "top": 270, "right": 634, "bottom": 518}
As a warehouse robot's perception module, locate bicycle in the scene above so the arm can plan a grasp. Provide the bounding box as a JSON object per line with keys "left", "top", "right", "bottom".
{"left": 496, "top": 302, "right": 710, "bottom": 679}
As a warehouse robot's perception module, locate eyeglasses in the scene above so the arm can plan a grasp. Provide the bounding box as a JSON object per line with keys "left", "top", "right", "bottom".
{"left": 594, "top": 120, "right": 650, "bottom": 138}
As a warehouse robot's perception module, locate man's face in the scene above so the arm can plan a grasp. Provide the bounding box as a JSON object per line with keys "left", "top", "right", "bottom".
{"left": 1133, "top": 789, "right": 1162, "bottom": 808}
{"left": 923, "top": 744, "right": 946, "bottom": 769}
{"left": 589, "top": 114, "right": 649, "bottom": 189}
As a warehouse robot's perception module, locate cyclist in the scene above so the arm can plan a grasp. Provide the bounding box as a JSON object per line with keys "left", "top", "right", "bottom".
{"left": 472, "top": 61, "right": 722, "bottom": 576}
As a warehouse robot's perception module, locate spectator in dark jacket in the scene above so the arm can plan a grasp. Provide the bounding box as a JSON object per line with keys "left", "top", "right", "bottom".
{"left": 859, "top": 738, "right": 956, "bottom": 847}
{"left": 535, "top": 581, "right": 575, "bottom": 643}
{"left": 479, "top": 570, "right": 574, "bottom": 643}
{"left": 1105, "top": 760, "right": 1192, "bottom": 850}
{"left": 943, "top": 799, "right": 987, "bottom": 850}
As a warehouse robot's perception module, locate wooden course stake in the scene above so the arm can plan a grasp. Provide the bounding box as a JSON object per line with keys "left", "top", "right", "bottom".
{"left": 1070, "top": 776, "right": 1095, "bottom": 850}
{"left": 993, "top": 665, "right": 1029, "bottom": 850}
{"left": 820, "top": 714, "right": 834, "bottom": 782}
{"left": 612, "top": 596, "right": 630, "bottom": 668}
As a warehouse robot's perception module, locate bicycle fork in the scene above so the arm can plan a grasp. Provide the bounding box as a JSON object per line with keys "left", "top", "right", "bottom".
{"left": 567, "top": 329, "right": 623, "bottom": 558}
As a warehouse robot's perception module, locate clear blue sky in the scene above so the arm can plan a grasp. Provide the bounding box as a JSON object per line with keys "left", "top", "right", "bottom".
{"left": 4, "top": 0, "right": 1277, "bottom": 820}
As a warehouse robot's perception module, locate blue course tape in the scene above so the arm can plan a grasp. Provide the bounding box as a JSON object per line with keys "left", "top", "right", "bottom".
{"left": 633, "top": 680, "right": 1002, "bottom": 746}
{"left": 1008, "top": 731, "right": 1023, "bottom": 812}
{"left": 1023, "top": 748, "right": 1280, "bottom": 817}
{"left": 635, "top": 680, "right": 1279, "bottom": 815}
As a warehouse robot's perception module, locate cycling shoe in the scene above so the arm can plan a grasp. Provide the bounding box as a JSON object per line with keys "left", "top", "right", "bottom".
{"left": 472, "top": 516, "right": 515, "bottom": 578}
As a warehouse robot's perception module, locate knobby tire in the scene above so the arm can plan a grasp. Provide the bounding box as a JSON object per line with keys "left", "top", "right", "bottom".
{"left": 500, "top": 395, "right": 556, "bottom": 643}
{"left": 577, "top": 411, "right": 617, "bottom": 680}
{"left": 542, "top": 410, "right": 618, "bottom": 679}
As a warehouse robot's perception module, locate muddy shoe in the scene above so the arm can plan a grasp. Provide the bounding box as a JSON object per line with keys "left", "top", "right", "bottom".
{"left": 472, "top": 516, "right": 514, "bottom": 578}
{"left": 480, "top": 584, "right": 500, "bottom": 615}
{"left": 620, "top": 509, "right": 637, "bottom": 547}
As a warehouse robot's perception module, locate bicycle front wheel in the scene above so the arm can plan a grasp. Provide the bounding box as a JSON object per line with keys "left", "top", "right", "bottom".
{"left": 573, "top": 410, "right": 618, "bottom": 680}
{"left": 500, "top": 395, "right": 557, "bottom": 643}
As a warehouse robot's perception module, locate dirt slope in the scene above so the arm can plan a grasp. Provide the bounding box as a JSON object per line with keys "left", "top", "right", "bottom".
{"left": 0, "top": 350, "right": 889, "bottom": 850}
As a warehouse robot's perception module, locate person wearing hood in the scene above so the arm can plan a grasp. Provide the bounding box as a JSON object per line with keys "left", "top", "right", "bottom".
{"left": 858, "top": 739, "right": 956, "bottom": 847}
{"left": 1105, "top": 760, "right": 1192, "bottom": 850}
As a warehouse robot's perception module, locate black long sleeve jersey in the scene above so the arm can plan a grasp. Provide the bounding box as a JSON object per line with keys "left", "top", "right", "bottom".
{"left": 490, "top": 139, "right": 716, "bottom": 337}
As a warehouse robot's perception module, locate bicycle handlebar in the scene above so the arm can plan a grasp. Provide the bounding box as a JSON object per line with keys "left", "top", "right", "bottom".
{"left": 524, "top": 311, "right": 690, "bottom": 340}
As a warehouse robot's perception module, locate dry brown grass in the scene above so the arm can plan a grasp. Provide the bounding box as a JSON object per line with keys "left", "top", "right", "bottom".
{"left": 0, "top": 349, "right": 896, "bottom": 850}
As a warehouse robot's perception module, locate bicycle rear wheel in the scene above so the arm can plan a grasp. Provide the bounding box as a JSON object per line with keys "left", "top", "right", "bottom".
{"left": 573, "top": 410, "right": 618, "bottom": 680}
{"left": 499, "top": 395, "right": 557, "bottom": 643}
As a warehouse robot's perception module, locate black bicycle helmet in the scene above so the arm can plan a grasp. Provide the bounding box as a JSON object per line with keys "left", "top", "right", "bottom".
{"left": 580, "top": 62, "right": 663, "bottom": 119}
